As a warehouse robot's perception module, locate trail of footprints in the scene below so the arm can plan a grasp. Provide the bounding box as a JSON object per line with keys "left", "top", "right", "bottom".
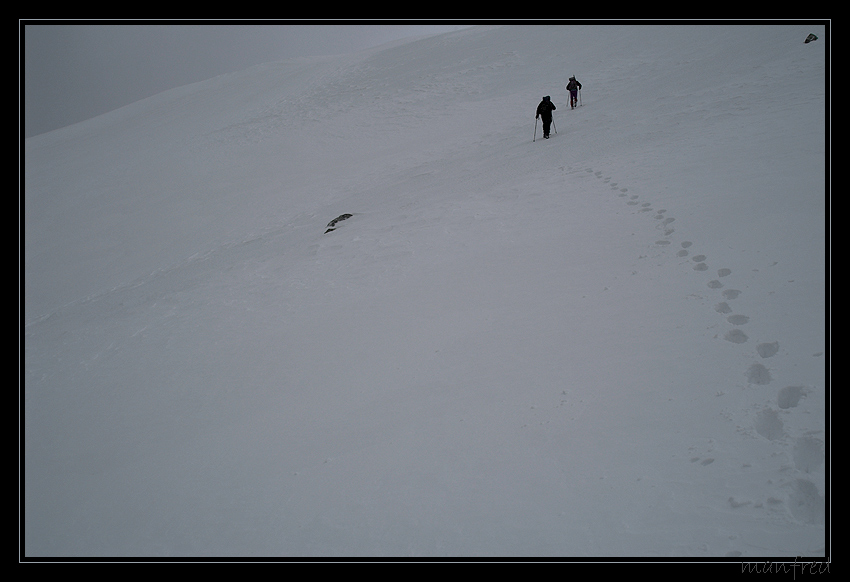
{"left": 576, "top": 167, "right": 825, "bottom": 532}
{"left": 581, "top": 166, "right": 781, "bottom": 383}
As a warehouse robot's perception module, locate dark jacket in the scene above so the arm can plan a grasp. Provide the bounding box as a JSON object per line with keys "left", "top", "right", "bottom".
{"left": 536, "top": 97, "right": 556, "bottom": 120}
{"left": 567, "top": 78, "right": 582, "bottom": 92}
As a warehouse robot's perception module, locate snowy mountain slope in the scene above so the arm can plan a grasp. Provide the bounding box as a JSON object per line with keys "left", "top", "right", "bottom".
{"left": 23, "top": 24, "right": 827, "bottom": 558}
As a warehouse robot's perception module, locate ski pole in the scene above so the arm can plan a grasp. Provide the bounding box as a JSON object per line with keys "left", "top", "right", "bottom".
{"left": 533, "top": 116, "right": 538, "bottom": 142}
{"left": 579, "top": 89, "right": 582, "bottom": 107}
{"left": 552, "top": 113, "right": 557, "bottom": 135}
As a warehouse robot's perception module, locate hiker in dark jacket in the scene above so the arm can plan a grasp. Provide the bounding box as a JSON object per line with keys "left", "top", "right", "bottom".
{"left": 566, "top": 76, "right": 582, "bottom": 108}
{"left": 535, "top": 96, "right": 556, "bottom": 138}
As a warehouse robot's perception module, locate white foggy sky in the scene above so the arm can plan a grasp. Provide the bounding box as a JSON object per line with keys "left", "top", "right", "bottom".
{"left": 22, "top": 23, "right": 472, "bottom": 138}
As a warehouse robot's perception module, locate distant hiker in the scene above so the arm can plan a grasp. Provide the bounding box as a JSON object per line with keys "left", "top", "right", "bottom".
{"left": 566, "top": 76, "right": 582, "bottom": 109}
{"left": 535, "top": 96, "right": 556, "bottom": 139}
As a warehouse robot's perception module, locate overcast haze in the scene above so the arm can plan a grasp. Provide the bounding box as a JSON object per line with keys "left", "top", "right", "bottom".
{"left": 22, "top": 23, "right": 471, "bottom": 138}
{"left": 23, "top": 24, "right": 827, "bottom": 557}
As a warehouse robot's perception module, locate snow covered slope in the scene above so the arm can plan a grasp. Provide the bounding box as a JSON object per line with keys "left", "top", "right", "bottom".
{"left": 23, "top": 24, "right": 828, "bottom": 558}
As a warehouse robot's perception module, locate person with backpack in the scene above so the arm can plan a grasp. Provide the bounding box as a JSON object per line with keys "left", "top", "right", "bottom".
{"left": 566, "top": 76, "right": 582, "bottom": 109}
{"left": 535, "top": 96, "right": 556, "bottom": 139}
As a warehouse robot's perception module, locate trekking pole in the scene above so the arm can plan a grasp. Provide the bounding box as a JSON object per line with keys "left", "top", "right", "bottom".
{"left": 552, "top": 113, "right": 557, "bottom": 135}
{"left": 533, "top": 116, "right": 538, "bottom": 142}
{"left": 579, "top": 89, "right": 582, "bottom": 107}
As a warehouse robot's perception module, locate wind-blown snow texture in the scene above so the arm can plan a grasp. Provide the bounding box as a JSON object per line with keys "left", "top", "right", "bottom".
{"left": 24, "top": 24, "right": 827, "bottom": 558}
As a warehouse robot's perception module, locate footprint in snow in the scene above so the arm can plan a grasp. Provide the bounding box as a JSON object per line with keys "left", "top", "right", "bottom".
{"left": 754, "top": 407, "right": 784, "bottom": 440}
{"left": 792, "top": 436, "right": 824, "bottom": 473}
{"left": 777, "top": 385, "right": 805, "bottom": 409}
{"left": 747, "top": 363, "right": 772, "bottom": 385}
{"left": 689, "top": 456, "right": 715, "bottom": 466}
{"left": 724, "top": 329, "right": 749, "bottom": 344}
{"left": 757, "top": 341, "right": 779, "bottom": 358}
{"left": 787, "top": 479, "right": 825, "bottom": 525}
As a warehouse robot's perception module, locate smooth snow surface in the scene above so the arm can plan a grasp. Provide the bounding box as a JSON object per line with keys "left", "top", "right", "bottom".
{"left": 24, "top": 24, "right": 828, "bottom": 558}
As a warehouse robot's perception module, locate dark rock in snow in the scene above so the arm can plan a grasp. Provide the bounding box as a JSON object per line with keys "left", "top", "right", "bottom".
{"left": 325, "top": 213, "right": 353, "bottom": 233}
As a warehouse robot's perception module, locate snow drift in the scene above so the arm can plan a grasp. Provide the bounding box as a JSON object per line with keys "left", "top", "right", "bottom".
{"left": 23, "top": 24, "right": 828, "bottom": 558}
